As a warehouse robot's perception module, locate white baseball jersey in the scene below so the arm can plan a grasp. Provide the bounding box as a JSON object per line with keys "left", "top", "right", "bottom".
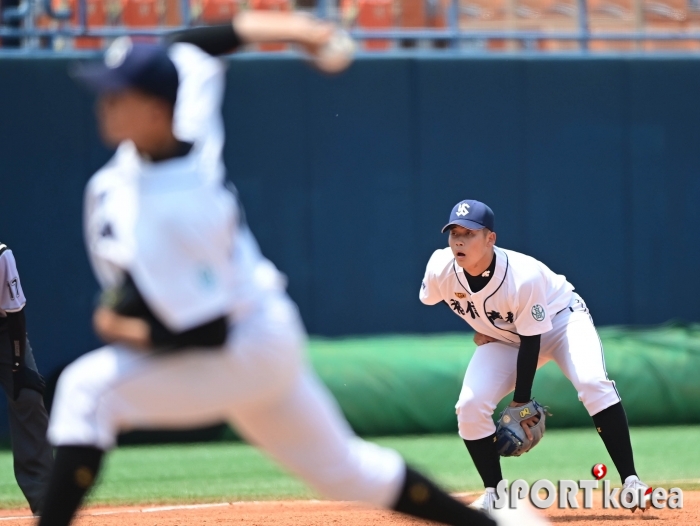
{"left": 170, "top": 42, "right": 226, "bottom": 185}
{"left": 0, "top": 244, "right": 26, "bottom": 316}
{"left": 48, "top": 40, "right": 407, "bottom": 509}
{"left": 420, "top": 246, "right": 575, "bottom": 343}
{"left": 83, "top": 42, "right": 285, "bottom": 330}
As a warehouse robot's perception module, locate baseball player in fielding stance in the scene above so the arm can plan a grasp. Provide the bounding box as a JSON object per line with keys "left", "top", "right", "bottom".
{"left": 420, "top": 200, "right": 650, "bottom": 513}
{"left": 37, "top": 15, "right": 547, "bottom": 526}
{"left": 0, "top": 243, "right": 53, "bottom": 514}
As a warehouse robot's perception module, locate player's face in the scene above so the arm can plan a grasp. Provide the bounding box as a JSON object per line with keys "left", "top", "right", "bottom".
{"left": 448, "top": 226, "right": 496, "bottom": 270}
{"left": 96, "top": 90, "right": 172, "bottom": 149}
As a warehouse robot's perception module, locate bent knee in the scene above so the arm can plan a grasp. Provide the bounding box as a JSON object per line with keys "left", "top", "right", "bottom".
{"left": 455, "top": 391, "right": 497, "bottom": 440}
{"left": 48, "top": 349, "right": 122, "bottom": 449}
{"left": 577, "top": 378, "right": 620, "bottom": 415}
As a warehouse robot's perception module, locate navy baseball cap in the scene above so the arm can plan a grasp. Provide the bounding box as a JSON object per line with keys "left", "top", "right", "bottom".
{"left": 441, "top": 200, "right": 495, "bottom": 233}
{"left": 72, "top": 37, "right": 179, "bottom": 105}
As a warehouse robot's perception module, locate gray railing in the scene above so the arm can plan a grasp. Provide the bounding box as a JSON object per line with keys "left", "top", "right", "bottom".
{"left": 2, "top": 0, "right": 700, "bottom": 51}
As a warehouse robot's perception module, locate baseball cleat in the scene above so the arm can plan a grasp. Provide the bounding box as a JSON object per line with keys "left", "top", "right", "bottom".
{"left": 490, "top": 500, "right": 551, "bottom": 526}
{"left": 468, "top": 488, "right": 497, "bottom": 513}
{"left": 622, "top": 475, "right": 652, "bottom": 512}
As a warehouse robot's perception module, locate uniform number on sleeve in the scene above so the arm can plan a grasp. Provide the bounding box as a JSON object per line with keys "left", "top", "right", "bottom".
{"left": 7, "top": 279, "right": 20, "bottom": 300}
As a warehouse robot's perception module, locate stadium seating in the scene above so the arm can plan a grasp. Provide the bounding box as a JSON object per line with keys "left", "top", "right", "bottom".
{"left": 5, "top": 0, "right": 700, "bottom": 52}
{"left": 199, "top": 0, "right": 241, "bottom": 22}
{"left": 64, "top": 0, "right": 109, "bottom": 49}
{"left": 342, "top": 0, "right": 394, "bottom": 50}
{"left": 121, "top": 0, "right": 160, "bottom": 27}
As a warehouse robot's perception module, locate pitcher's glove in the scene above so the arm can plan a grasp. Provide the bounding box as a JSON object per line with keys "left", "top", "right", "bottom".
{"left": 495, "top": 399, "right": 547, "bottom": 457}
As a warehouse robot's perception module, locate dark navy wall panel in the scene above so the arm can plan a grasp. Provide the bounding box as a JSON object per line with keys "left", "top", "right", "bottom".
{"left": 0, "top": 59, "right": 109, "bottom": 379}
{"left": 224, "top": 60, "right": 313, "bottom": 325}
{"left": 2, "top": 56, "right": 700, "bottom": 394}
{"left": 414, "top": 58, "right": 528, "bottom": 331}
{"left": 305, "top": 60, "right": 415, "bottom": 334}
{"left": 626, "top": 60, "right": 700, "bottom": 325}
{"left": 523, "top": 59, "right": 629, "bottom": 323}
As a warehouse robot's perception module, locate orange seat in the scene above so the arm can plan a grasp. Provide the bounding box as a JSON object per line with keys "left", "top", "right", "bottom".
{"left": 121, "top": 0, "right": 160, "bottom": 27}
{"left": 643, "top": 0, "right": 697, "bottom": 49}
{"left": 200, "top": 0, "right": 239, "bottom": 22}
{"left": 398, "top": 0, "right": 426, "bottom": 28}
{"left": 585, "top": 0, "right": 635, "bottom": 50}
{"left": 60, "top": 0, "right": 106, "bottom": 49}
{"left": 33, "top": 1, "right": 60, "bottom": 48}
{"left": 343, "top": 0, "right": 394, "bottom": 50}
{"left": 249, "top": 0, "right": 291, "bottom": 51}
{"left": 162, "top": 0, "right": 182, "bottom": 26}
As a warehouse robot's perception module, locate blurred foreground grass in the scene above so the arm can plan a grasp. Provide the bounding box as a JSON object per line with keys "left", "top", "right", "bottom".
{"left": 0, "top": 425, "right": 697, "bottom": 508}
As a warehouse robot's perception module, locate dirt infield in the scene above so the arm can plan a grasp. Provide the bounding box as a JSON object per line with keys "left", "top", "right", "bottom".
{"left": 0, "top": 491, "right": 696, "bottom": 525}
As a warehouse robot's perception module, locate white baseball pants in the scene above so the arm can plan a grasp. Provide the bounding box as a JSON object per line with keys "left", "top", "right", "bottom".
{"left": 48, "top": 293, "right": 405, "bottom": 508}
{"left": 456, "top": 295, "right": 621, "bottom": 441}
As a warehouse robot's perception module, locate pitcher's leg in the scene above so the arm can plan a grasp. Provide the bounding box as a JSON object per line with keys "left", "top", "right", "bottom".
{"left": 42, "top": 344, "right": 239, "bottom": 526}
{"left": 229, "top": 368, "right": 404, "bottom": 506}
{"left": 227, "top": 368, "right": 498, "bottom": 526}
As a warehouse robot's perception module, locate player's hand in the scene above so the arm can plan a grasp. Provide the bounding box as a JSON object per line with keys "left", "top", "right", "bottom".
{"left": 474, "top": 332, "right": 497, "bottom": 346}
{"left": 233, "top": 12, "right": 353, "bottom": 73}
{"left": 292, "top": 16, "right": 355, "bottom": 74}
{"left": 293, "top": 15, "right": 336, "bottom": 57}
{"left": 93, "top": 307, "right": 151, "bottom": 351}
{"left": 508, "top": 400, "right": 540, "bottom": 441}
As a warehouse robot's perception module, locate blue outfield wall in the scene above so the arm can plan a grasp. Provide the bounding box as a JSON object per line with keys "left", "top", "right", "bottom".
{"left": 1, "top": 54, "right": 700, "bottom": 383}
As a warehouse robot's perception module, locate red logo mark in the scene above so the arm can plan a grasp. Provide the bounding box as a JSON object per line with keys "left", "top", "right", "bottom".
{"left": 592, "top": 463, "right": 607, "bottom": 480}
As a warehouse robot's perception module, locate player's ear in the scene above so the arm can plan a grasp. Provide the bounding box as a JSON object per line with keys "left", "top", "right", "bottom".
{"left": 486, "top": 229, "right": 496, "bottom": 246}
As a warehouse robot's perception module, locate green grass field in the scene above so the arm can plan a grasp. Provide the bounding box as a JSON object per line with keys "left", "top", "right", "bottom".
{"left": 0, "top": 426, "right": 697, "bottom": 508}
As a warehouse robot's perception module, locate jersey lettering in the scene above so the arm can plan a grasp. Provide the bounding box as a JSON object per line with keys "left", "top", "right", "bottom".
{"left": 487, "top": 310, "right": 515, "bottom": 324}
{"left": 449, "top": 299, "right": 465, "bottom": 315}
{"left": 420, "top": 246, "right": 575, "bottom": 341}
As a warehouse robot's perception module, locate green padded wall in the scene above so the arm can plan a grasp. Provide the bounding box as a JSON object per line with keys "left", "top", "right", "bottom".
{"left": 308, "top": 324, "right": 700, "bottom": 436}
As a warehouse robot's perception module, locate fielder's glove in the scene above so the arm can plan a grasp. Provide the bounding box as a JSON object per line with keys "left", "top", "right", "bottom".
{"left": 12, "top": 367, "right": 46, "bottom": 401}
{"left": 495, "top": 399, "right": 547, "bottom": 457}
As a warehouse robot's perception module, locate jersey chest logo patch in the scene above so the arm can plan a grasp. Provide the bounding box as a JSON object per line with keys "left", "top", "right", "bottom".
{"left": 455, "top": 292, "right": 466, "bottom": 299}
{"left": 531, "top": 304, "right": 546, "bottom": 322}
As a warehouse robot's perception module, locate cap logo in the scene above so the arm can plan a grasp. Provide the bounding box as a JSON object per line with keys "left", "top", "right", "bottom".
{"left": 456, "top": 203, "right": 470, "bottom": 217}
{"left": 105, "top": 37, "right": 133, "bottom": 69}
